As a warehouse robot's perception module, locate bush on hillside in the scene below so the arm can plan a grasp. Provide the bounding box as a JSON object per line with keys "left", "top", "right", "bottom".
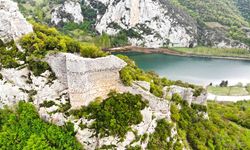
{"left": 0, "top": 101, "right": 82, "bottom": 149}
{"left": 70, "top": 92, "right": 147, "bottom": 139}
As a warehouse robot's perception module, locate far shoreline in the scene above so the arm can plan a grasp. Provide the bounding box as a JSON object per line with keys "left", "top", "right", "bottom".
{"left": 104, "top": 46, "right": 250, "bottom": 61}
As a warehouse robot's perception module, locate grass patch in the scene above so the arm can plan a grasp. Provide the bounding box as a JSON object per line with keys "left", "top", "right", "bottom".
{"left": 171, "top": 46, "right": 250, "bottom": 58}
{"left": 207, "top": 86, "right": 249, "bottom": 96}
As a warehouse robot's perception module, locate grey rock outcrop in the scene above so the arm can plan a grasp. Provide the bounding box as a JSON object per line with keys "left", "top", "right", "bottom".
{"left": 92, "top": 0, "right": 198, "bottom": 48}
{"left": 51, "top": 0, "right": 84, "bottom": 26}
{"left": 163, "top": 85, "right": 207, "bottom": 105}
{"left": 46, "top": 53, "right": 127, "bottom": 108}
{"left": 199, "top": 27, "right": 249, "bottom": 49}
{"left": 0, "top": 0, "right": 33, "bottom": 43}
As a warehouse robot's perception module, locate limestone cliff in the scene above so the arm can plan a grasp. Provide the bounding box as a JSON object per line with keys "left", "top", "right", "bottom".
{"left": 51, "top": 0, "right": 84, "bottom": 26}
{"left": 93, "top": 0, "right": 198, "bottom": 48}
{"left": 0, "top": 0, "right": 33, "bottom": 43}
{"left": 14, "top": 0, "right": 250, "bottom": 49}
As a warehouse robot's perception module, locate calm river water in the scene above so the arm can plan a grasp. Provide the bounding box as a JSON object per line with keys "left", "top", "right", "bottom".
{"left": 115, "top": 52, "right": 250, "bottom": 86}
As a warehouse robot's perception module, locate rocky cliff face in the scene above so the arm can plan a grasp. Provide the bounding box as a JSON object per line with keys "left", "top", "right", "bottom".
{"left": 93, "top": 0, "right": 198, "bottom": 48}
{"left": 0, "top": 53, "right": 176, "bottom": 149}
{"left": 0, "top": 0, "right": 33, "bottom": 43}
{"left": 13, "top": 0, "right": 249, "bottom": 49}
{"left": 51, "top": 0, "right": 84, "bottom": 26}
{"left": 199, "top": 27, "right": 249, "bottom": 49}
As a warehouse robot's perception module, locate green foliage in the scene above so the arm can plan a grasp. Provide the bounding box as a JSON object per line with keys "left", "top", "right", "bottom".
{"left": 171, "top": 46, "right": 250, "bottom": 58}
{"left": 118, "top": 55, "right": 172, "bottom": 97}
{"left": 110, "top": 31, "right": 129, "bottom": 47}
{"left": 246, "top": 84, "right": 250, "bottom": 93}
{"left": 126, "top": 145, "right": 142, "bottom": 150}
{"left": 171, "top": 93, "right": 183, "bottom": 104}
{"left": 193, "top": 87, "right": 204, "bottom": 97}
{"left": 94, "top": 33, "right": 111, "bottom": 48}
{"left": 209, "top": 101, "right": 250, "bottom": 129}
{"left": 20, "top": 22, "right": 106, "bottom": 58}
{"left": 174, "top": 100, "right": 250, "bottom": 149}
{"left": 80, "top": 43, "right": 106, "bottom": 58}
{"left": 27, "top": 60, "right": 51, "bottom": 76}
{"left": 147, "top": 119, "right": 178, "bottom": 150}
{"left": 171, "top": 0, "right": 249, "bottom": 27}
{"left": 171, "top": 104, "right": 180, "bottom": 122}
{"left": 0, "top": 101, "right": 82, "bottom": 150}
{"left": 39, "top": 100, "right": 56, "bottom": 108}
{"left": 0, "top": 41, "right": 24, "bottom": 68}
{"left": 13, "top": 22, "right": 107, "bottom": 76}
{"left": 208, "top": 85, "right": 250, "bottom": 96}
{"left": 70, "top": 92, "right": 147, "bottom": 139}
{"left": 191, "top": 103, "right": 207, "bottom": 112}
{"left": 235, "top": 0, "right": 250, "bottom": 22}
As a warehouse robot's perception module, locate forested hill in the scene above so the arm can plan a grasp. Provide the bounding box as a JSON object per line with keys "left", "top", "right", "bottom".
{"left": 235, "top": 0, "right": 250, "bottom": 22}
{"left": 14, "top": 0, "right": 250, "bottom": 49}
{"left": 170, "top": 0, "right": 250, "bottom": 47}
{"left": 171, "top": 0, "right": 250, "bottom": 26}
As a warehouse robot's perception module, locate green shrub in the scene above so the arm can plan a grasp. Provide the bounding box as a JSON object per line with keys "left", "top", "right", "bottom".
{"left": 39, "top": 100, "right": 56, "bottom": 108}
{"left": 191, "top": 103, "right": 207, "bottom": 112}
{"left": 111, "top": 31, "right": 129, "bottom": 47}
{"left": 171, "top": 93, "right": 183, "bottom": 104}
{"left": 70, "top": 92, "right": 147, "bottom": 139}
{"left": 118, "top": 55, "right": 171, "bottom": 97}
{"left": 17, "top": 22, "right": 107, "bottom": 76}
{"left": 0, "top": 73, "right": 3, "bottom": 80}
{"left": 80, "top": 43, "right": 107, "bottom": 58}
{"left": 147, "top": 119, "right": 175, "bottom": 149}
{"left": 171, "top": 104, "right": 180, "bottom": 122}
{"left": 0, "top": 101, "right": 82, "bottom": 149}
{"left": 0, "top": 41, "right": 24, "bottom": 68}
{"left": 27, "top": 60, "right": 51, "bottom": 76}
{"left": 246, "top": 84, "right": 250, "bottom": 93}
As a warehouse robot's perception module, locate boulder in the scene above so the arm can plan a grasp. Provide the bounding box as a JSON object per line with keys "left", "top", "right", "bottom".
{"left": 0, "top": 0, "right": 33, "bottom": 43}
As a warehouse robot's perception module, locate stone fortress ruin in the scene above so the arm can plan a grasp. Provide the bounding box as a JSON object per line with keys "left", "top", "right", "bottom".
{"left": 46, "top": 53, "right": 127, "bottom": 108}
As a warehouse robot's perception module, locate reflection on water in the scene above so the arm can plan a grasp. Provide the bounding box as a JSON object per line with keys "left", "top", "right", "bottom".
{"left": 115, "top": 52, "right": 250, "bottom": 86}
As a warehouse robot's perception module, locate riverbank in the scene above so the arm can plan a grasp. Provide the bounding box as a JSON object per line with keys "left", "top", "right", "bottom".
{"left": 105, "top": 46, "right": 250, "bottom": 61}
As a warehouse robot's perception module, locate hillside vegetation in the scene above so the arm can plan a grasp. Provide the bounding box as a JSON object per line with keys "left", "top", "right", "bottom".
{"left": 171, "top": 0, "right": 249, "bottom": 27}
{"left": 170, "top": 0, "right": 250, "bottom": 46}
{"left": 0, "top": 102, "right": 82, "bottom": 150}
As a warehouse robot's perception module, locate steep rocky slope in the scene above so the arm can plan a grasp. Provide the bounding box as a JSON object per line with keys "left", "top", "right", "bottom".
{"left": 1, "top": 1, "right": 250, "bottom": 149}
{"left": 15, "top": 0, "right": 250, "bottom": 49}
{"left": 0, "top": 0, "right": 33, "bottom": 43}
{"left": 0, "top": 1, "right": 208, "bottom": 149}
{"left": 94, "top": 0, "right": 198, "bottom": 48}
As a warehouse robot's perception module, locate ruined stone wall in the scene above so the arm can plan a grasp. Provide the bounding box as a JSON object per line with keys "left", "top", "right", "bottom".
{"left": 46, "top": 53, "right": 127, "bottom": 108}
